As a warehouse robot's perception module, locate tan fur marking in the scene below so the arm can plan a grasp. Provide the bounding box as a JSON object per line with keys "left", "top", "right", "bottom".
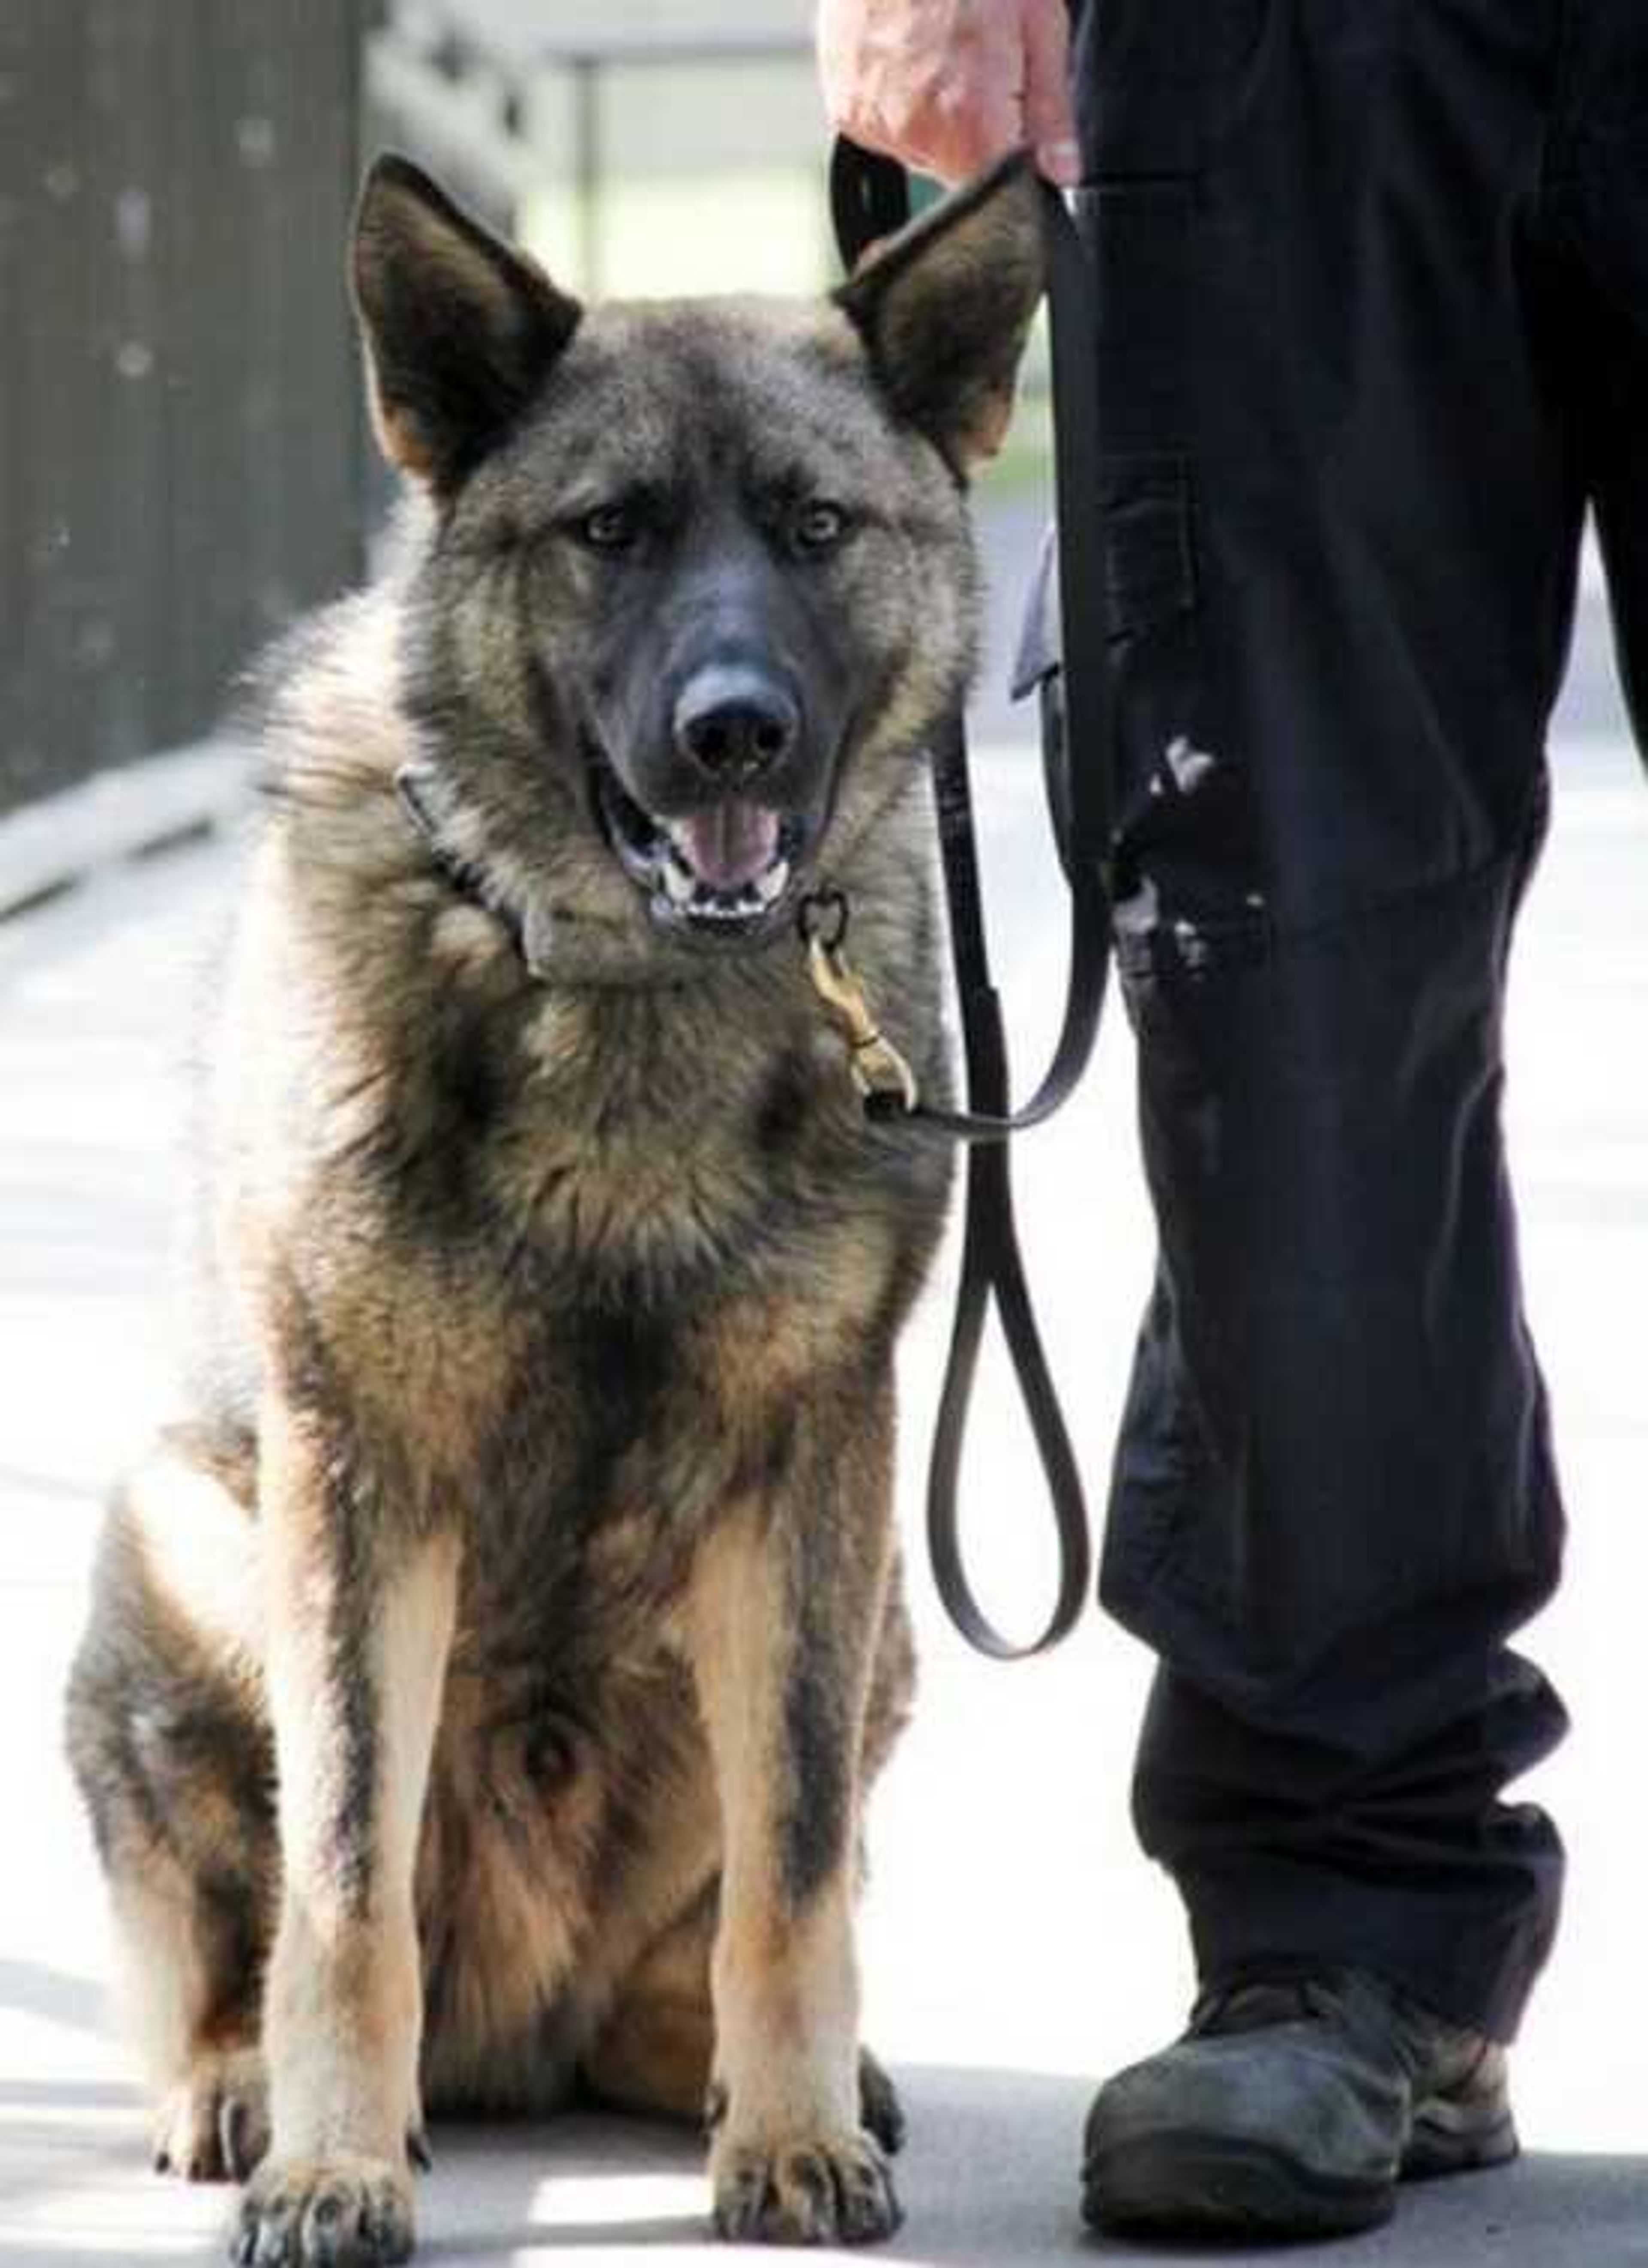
{"left": 686, "top": 1519, "right": 863, "bottom": 2153}
{"left": 126, "top": 1442, "right": 264, "bottom": 1666}
{"left": 112, "top": 1866, "right": 231, "bottom": 2101}
{"left": 584, "top": 1996, "right": 714, "bottom": 2123}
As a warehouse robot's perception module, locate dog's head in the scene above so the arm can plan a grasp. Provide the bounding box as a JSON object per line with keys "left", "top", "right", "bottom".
{"left": 351, "top": 153, "right": 1042, "bottom": 964}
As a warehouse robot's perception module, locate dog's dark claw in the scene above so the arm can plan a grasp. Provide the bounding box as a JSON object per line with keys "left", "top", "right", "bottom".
{"left": 221, "top": 2097, "right": 249, "bottom": 2183}
{"left": 232, "top": 2159, "right": 414, "bottom": 2267}
{"left": 406, "top": 2126, "right": 433, "bottom": 2173}
{"left": 858, "top": 2048, "right": 907, "bottom": 2156}
{"left": 713, "top": 2135, "right": 902, "bottom": 2245}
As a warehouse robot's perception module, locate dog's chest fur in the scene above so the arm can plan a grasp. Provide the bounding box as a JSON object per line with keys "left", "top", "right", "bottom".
{"left": 238, "top": 870, "right": 946, "bottom": 1669}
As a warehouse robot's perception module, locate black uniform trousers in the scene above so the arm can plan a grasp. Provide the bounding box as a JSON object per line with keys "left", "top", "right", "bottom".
{"left": 1066, "top": 0, "right": 1648, "bottom": 2040}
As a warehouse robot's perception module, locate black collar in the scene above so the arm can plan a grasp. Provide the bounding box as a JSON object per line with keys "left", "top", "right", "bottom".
{"left": 396, "top": 763, "right": 539, "bottom": 973}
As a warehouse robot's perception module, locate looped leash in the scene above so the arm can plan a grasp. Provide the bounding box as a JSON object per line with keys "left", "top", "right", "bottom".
{"left": 827, "top": 141, "right": 1117, "bottom": 1658}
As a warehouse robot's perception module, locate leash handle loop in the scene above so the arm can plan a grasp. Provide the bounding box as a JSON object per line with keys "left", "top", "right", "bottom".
{"left": 926, "top": 979, "right": 1094, "bottom": 1656}
{"left": 830, "top": 139, "right": 1116, "bottom": 1658}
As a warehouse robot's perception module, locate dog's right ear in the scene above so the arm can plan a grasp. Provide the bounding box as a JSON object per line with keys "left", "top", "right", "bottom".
{"left": 351, "top": 154, "right": 582, "bottom": 495}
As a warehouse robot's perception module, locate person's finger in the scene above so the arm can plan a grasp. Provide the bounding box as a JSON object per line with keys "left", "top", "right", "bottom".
{"left": 1020, "top": 0, "right": 1080, "bottom": 187}
{"left": 1020, "top": 0, "right": 1080, "bottom": 184}
{"left": 848, "top": 80, "right": 1024, "bottom": 185}
{"left": 816, "top": 1, "right": 876, "bottom": 135}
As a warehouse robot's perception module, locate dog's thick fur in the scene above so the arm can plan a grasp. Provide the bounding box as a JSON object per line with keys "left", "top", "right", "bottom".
{"left": 65, "top": 153, "right": 1042, "bottom": 2260}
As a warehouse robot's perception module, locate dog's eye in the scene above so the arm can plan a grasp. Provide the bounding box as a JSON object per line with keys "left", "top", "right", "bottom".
{"left": 577, "top": 504, "right": 640, "bottom": 553}
{"left": 794, "top": 501, "right": 850, "bottom": 554}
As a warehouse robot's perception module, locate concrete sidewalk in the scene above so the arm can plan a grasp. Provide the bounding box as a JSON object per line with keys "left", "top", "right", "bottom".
{"left": 3, "top": 738, "right": 1648, "bottom": 2265}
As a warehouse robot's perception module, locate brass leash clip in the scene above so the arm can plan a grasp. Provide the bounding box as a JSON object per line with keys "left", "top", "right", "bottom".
{"left": 799, "top": 890, "right": 920, "bottom": 1114}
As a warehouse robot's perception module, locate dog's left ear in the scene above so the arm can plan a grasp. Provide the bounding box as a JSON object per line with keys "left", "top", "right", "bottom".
{"left": 352, "top": 153, "right": 582, "bottom": 495}
{"left": 834, "top": 151, "right": 1045, "bottom": 477}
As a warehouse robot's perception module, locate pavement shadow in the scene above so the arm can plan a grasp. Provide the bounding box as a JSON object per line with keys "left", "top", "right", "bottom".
{"left": 0, "top": 1956, "right": 106, "bottom": 2037}
{"left": 4, "top": 2042, "right": 1646, "bottom": 2265}
{"left": 408, "top": 2066, "right": 1648, "bottom": 2266}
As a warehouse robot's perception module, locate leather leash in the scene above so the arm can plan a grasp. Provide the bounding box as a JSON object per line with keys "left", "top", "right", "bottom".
{"left": 828, "top": 140, "right": 1117, "bottom": 1658}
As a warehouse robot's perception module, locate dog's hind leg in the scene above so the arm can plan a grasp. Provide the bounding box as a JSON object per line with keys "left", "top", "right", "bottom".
{"left": 683, "top": 1372, "right": 904, "bottom": 2246}
{"left": 582, "top": 1893, "right": 718, "bottom": 2123}
{"left": 66, "top": 1441, "right": 277, "bottom": 2182}
{"left": 112, "top": 1864, "right": 273, "bottom": 2182}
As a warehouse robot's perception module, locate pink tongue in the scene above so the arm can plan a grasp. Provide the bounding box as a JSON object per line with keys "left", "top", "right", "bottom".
{"left": 673, "top": 802, "right": 780, "bottom": 891}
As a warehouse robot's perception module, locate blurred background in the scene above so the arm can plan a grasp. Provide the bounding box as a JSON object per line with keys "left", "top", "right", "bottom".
{"left": 2, "top": 0, "right": 1626, "bottom": 841}
{"left": 0, "top": 0, "right": 1054, "bottom": 852}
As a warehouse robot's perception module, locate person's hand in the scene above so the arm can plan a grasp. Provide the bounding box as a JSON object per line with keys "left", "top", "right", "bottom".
{"left": 818, "top": 0, "right": 1079, "bottom": 188}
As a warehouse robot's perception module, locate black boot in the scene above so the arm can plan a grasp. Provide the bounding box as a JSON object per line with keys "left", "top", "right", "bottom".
{"left": 1082, "top": 1965, "right": 1517, "bottom": 2239}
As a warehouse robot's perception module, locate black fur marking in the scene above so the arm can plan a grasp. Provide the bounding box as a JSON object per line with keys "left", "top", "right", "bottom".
{"left": 524, "top": 1718, "right": 577, "bottom": 1790}
{"left": 779, "top": 1638, "right": 849, "bottom": 1910}
{"left": 422, "top": 1912, "right": 457, "bottom": 2043}
{"left": 728, "top": 1402, "right": 800, "bottom": 1520}
{"left": 436, "top": 1034, "right": 500, "bottom": 1141}
{"left": 329, "top": 1509, "right": 381, "bottom": 1922}
{"left": 757, "top": 1405, "right": 800, "bottom": 1503}
{"left": 196, "top": 1864, "right": 269, "bottom": 2034}
{"left": 560, "top": 1310, "right": 673, "bottom": 1532}
{"left": 754, "top": 1051, "right": 814, "bottom": 1160}
{"left": 275, "top": 1295, "right": 382, "bottom": 1922}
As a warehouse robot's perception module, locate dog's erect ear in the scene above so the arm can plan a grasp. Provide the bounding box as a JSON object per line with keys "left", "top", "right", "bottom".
{"left": 351, "top": 154, "right": 582, "bottom": 494}
{"left": 833, "top": 150, "right": 1045, "bottom": 476}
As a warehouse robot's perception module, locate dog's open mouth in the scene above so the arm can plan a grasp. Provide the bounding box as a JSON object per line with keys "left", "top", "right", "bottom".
{"left": 595, "top": 766, "right": 806, "bottom": 942}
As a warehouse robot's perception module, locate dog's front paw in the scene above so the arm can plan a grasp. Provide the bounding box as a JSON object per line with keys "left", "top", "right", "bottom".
{"left": 229, "top": 2152, "right": 413, "bottom": 2267}
{"left": 155, "top": 2046, "right": 270, "bottom": 2183}
{"left": 712, "top": 2131, "right": 902, "bottom": 2246}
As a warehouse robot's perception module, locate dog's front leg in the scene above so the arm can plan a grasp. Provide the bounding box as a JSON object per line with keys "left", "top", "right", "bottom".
{"left": 233, "top": 1390, "right": 458, "bottom": 2268}
{"left": 686, "top": 1381, "right": 902, "bottom": 2247}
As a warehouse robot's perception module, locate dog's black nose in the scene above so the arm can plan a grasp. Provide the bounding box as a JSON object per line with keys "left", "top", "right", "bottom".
{"left": 673, "top": 666, "right": 799, "bottom": 781}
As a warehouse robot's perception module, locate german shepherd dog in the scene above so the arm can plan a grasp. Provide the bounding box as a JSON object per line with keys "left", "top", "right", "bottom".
{"left": 65, "top": 150, "right": 1042, "bottom": 2262}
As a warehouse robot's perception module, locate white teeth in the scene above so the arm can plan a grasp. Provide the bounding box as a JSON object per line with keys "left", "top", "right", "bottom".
{"left": 652, "top": 851, "right": 791, "bottom": 924}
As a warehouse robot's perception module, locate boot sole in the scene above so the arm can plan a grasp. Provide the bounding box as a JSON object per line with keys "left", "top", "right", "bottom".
{"left": 1083, "top": 2133, "right": 1395, "bottom": 2240}
{"left": 1083, "top": 2090, "right": 1518, "bottom": 2239}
